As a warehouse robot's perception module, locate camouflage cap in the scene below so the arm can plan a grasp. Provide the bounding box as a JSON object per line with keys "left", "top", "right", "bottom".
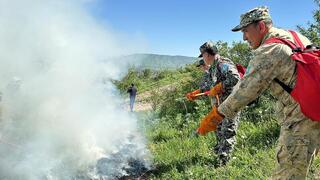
{"left": 196, "top": 59, "right": 205, "bottom": 67}
{"left": 198, "top": 40, "right": 218, "bottom": 57}
{"left": 232, "top": 6, "right": 271, "bottom": 32}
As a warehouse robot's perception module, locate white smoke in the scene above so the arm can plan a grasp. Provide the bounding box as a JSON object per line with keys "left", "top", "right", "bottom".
{"left": 0, "top": 0, "right": 150, "bottom": 179}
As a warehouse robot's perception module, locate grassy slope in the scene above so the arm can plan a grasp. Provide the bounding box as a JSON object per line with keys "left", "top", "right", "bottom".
{"left": 120, "top": 64, "right": 320, "bottom": 179}
{"left": 115, "top": 68, "right": 193, "bottom": 95}
{"left": 141, "top": 112, "right": 279, "bottom": 179}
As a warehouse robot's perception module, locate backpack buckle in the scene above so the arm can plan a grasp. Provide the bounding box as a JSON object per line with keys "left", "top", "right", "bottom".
{"left": 292, "top": 47, "right": 302, "bottom": 53}
{"left": 303, "top": 45, "right": 319, "bottom": 53}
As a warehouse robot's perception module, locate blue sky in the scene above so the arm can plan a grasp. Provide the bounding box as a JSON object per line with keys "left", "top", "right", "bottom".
{"left": 87, "top": 0, "right": 317, "bottom": 57}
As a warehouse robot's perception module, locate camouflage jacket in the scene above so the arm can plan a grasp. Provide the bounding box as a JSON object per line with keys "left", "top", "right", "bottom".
{"left": 199, "top": 70, "right": 211, "bottom": 93}
{"left": 205, "top": 56, "right": 240, "bottom": 103}
{"left": 219, "top": 27, "right": 312, "bottom": 120}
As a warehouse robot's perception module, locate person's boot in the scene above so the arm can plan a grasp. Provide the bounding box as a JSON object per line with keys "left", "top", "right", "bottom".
{"left": 217, "top": 153, "right": 229, "bottom": 167}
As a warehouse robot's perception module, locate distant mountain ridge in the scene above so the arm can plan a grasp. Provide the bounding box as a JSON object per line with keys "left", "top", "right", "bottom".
{"left": 123, "top": 53, "right": 196, "bottom": 70}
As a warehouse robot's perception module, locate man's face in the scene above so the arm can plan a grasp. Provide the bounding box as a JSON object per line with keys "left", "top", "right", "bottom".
{"left": 241, "top": 22, "right": 264, "bottom": 49}
{"left": 202, "top": 52, "right": 210, "bottom": 65}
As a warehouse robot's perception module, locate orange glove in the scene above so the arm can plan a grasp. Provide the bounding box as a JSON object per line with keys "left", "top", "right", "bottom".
{"left": 197, "top": 106, "right": 224, "bottom": 135}
{"left": 208, "top": 82, "right": 223, "bottom": 97}
{"left": 186, "top": 89, "right": 201, "bottom": 101}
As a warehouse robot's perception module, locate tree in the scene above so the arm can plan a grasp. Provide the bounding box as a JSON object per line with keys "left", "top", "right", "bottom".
{"left": 229, "top": 41, "right": 252, "bottom": 67}
{"left": 297, "top": 0, "right": 320, "bottom": 45}
{"left": 213, "top": 41, "right": 252, "bottom": 67}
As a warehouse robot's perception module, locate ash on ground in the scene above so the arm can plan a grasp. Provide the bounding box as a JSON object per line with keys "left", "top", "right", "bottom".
{"left": 88, "top": 134, "right": 153, "bottom": 180}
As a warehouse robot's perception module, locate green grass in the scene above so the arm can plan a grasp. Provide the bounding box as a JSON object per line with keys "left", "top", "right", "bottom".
{"left": 139, "top": 112, "right": 276, "bottom": 179}
{"left": 138, "top": 112, "right": 320, "bottom": 179}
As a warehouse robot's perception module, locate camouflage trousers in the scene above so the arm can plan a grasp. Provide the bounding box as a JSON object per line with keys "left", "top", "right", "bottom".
{"left": 271, "top": 106, "right": 320, "bottom": 180}
{"left": 214, "top": 112, "right": 240, "bottom": 165}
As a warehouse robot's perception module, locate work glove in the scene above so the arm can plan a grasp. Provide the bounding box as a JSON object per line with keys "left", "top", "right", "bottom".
{"left": 197, "top": 106, "right": 224, "bottom": 136}
{"left": 186, "top": 89, "right": 201, "bottom": 101}
{"left": 208, "top": 82, "right": 223, "bottom": 97}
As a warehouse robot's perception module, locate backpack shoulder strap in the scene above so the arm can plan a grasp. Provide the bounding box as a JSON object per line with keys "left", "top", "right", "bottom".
{"left": 264, "top": 36, "right": 297, "bottom": 50}
{"left": 264, "top": 30, "right": 306, "bottom": 52}
{"left": 264, "top": 30, "right": 302, "bottom": 95}
{"left": 274, "top": 78, "right": 293, "bottom": 94}
{"left": 288, "top": 30, "right": 305, "bottom": 49}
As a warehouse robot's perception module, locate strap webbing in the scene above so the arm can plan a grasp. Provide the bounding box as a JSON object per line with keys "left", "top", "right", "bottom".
{"left": 274, "top": 78, "right": 292, "bottom": 94}
{"left": 288, "top": 30, "right": 305, "bottom": 48}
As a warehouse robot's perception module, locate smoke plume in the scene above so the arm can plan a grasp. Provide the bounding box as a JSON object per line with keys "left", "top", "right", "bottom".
{"left": 0, "top": 0, "right": 150, "bottom": 179}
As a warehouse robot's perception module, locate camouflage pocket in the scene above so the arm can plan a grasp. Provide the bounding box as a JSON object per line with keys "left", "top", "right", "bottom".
{"left": 276, "top": 137, "right": 309, "bottom": 167}
{"left": 276, "top": 145, "right": 287, "bottom": 165}
{"left": 287, "top": 138, "right": 309, "bottom": 166}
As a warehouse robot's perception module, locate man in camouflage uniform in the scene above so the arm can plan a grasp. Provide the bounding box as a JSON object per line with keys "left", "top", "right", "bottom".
{"left": 186, "top": 59, "right": 211, "bottom": 101}
{"left": 196, "top": 41, "right": 241, "bottom": 166}
{"left": 203, "top": 6, "right": 320, "bottom": 179}
{"left": 197, "top": 59, "right": 212, "bottom": 93}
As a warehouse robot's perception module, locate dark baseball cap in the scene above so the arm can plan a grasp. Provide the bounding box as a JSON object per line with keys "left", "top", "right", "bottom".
{"left": 198, "top": 41, "right": 218, "bottom": 57}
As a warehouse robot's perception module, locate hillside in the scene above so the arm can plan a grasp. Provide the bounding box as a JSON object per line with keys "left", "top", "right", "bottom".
{"left": 116, "top": 53, "right": 196, "bottom": 70}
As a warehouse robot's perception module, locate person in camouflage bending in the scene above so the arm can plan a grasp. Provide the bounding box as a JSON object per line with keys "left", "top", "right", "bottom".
{"left": 197, "top": 59, "right": 212, "bottom": 94}
{"left": 202, "top": 6, "right": 320, "bottom": 179}
{"left": 195, "top": 41, "right": 241, "bottom": 166}
{"left": 186, "top": 59, "right": 211, "bottom": 101}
